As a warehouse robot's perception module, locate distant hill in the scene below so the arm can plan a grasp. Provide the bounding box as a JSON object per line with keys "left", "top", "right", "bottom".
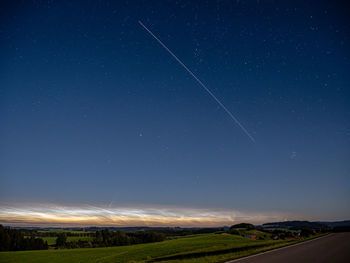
{"left": 230, "top": 223, "right": 255, "bottom": 230}
{"left": 259, "top": 220, "right": 350, "bottom": 231}
{"left": 317, "top": 220, "right": 350, "bottom": 228}
{"left": 260, "top": 221, "right": 326, "bottom": 230}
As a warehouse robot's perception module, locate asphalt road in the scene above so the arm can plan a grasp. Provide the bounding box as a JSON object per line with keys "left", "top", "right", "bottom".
{"left": 226, "top": 233, "right": 350, "bottom": 263}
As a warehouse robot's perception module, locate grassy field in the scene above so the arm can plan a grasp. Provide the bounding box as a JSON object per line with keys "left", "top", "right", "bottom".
{"left": 40, "top": 236, "right": 93, "bottom": 246}
{"left": 29, "top": 229, "right": 93, "bottom": 245}
{"left": 0, "top": 232, "right": 297, "bottom": 263}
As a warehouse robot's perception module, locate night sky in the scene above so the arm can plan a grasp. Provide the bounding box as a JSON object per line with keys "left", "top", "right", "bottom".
{"left": 1, "top": 1, "right": 349, "bottom": 226}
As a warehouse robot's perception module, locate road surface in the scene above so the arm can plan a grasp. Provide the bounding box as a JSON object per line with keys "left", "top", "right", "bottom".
{"left": 226, "top": 232, "right": 350, "bottom": 263}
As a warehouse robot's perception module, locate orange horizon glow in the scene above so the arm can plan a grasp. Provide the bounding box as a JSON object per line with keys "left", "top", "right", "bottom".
{"left": 0, "top": 203, "right": 297, "bottom": 227}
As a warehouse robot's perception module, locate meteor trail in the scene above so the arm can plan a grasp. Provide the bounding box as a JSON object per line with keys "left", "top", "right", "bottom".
{"left": 138, "top": 20, "right": 255, "bottom": 142}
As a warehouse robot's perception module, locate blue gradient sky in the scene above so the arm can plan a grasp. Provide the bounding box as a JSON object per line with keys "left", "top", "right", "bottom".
{"left": 1, "top": 0, "right": 349, "bottom": 224}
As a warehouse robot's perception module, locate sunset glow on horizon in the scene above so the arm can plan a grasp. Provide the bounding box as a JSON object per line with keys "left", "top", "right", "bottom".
{"left": 0, "top": 203, "right": 296, "bottom": 227}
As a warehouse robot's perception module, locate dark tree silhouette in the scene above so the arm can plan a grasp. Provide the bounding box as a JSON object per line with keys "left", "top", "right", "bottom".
{"left": 0, "top": 225, "right": 48, "bottom": 251}
{"left": 55, "top": 233, "right": 67, "bottom": 247}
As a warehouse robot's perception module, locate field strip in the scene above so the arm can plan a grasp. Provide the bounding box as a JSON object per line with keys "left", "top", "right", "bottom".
{"left": 225, "top": 233, "right": 333, "bottom": 262}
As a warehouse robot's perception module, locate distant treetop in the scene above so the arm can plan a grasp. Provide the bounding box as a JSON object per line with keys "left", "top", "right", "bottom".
{"left": 230, "top": 223, "right": 255, "bottom": 230}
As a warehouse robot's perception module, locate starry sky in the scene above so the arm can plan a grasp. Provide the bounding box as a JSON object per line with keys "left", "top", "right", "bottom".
{"left": 0, "top": 0, "right": 349, "bottom": 226}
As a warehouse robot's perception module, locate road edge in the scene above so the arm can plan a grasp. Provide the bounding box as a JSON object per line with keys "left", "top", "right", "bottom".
{"left": 225, "top": 233, "right": 332, "bottom": 262}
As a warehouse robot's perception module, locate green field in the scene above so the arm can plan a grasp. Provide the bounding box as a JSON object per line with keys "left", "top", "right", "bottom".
{"left": 40, "top": 236, "right": 93, "bottom": 246}
{"left": 0, "top": 233, "right": 297, "bottom": 263}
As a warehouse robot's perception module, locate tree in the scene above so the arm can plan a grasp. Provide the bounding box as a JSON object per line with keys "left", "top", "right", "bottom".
{"left": 0, "top": 225, "right": 48, "bottom": 251}
{"left": 300, "top": 228, "right": 314, "bottom": 237}
{"left": 56, "top": 233, "right": 67, "bottom": 247}
{"left": 230, "top": 223, "right": 255, "bottom": 230}
{"left": 112, "top": 231, "right": 130, "bottom": 246}
{"left": 229, "top": 229, "right": 240, "bottom": 235}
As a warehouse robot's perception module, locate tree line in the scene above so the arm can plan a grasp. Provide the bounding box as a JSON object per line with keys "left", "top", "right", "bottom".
{"left": 38, "top": 231, "right": 90, "bottom": 237}
{"left": 0, "top": 225, "right": 166, "bottom": 251}
{"left": 0, "top": 225, "right": 48, "bottom": 251}
{"left": 55, "top": 229, "right": 165, "bottom": 249}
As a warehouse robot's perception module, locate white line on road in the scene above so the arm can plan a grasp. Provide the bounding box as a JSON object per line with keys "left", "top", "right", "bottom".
{"left": 225, "top": 234, "right": 333, "bottom": 262}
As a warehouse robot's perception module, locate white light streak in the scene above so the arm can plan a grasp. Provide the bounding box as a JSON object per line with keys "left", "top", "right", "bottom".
{"left": 139, "top": 20, "right": 255, "bottom": 142}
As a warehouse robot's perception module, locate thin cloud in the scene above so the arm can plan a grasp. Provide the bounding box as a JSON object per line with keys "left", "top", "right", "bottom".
{"left": 0, "top": 202, "right": 295, "bottom": 227}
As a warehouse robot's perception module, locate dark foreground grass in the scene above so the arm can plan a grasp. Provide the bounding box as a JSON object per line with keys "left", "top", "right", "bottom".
{"left": 0, "top": 233, "right": 309, "bottom": 263}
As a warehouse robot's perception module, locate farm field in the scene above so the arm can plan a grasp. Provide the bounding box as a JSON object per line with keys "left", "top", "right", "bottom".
{"left": 24, "top": 230, "right": 93, "bottom": 246}
{"left": 0, "top": 232, "right": 301, "bottom": 263}
{"left": 40, "top": 236, "right": 93, "bottom": 246}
